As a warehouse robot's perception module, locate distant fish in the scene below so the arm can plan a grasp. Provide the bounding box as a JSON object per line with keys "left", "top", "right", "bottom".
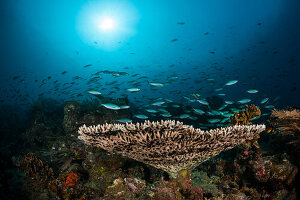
{"left": 193, "top": 108, "right": 205, "bottom": 115}
{"left": 149, "top": 82, "right": 164, "bottom": 87}
{"left": 127, "top": 88, "right": 140, "bottom": 92}
{"left": 225, "top": 80, "right": 238, "bottom": 86}
{"left": 13, "top": 76, "right": 21, "bottom": 80}
{"left": 247, "top": 89, "right": 259, "bottom": 94}
{"left": 260, "top": 98, "right": 269, "bottom": 104}
{"left": 218, "top": 104, "right": 227, "bottom": 111}
{"left": 238, "top": 99, "right": 251, "bottom": 104}
{"left": 223, "top": 113, "right": 234, "bottom": 118}
{"left": 61, "top": 71, "right": 67, "bottom": 75}
{"left": 208, "top": 119, "right": 221, "bottom": 123}
{"left": 171, "top": 38, "right": 178, "bottom": 42}
{"left": 158, "top": 108, "right": 168, "bottom": 113}
{"left": 215, "top": 88, "right": 223, "bottom": 92}
{"left": 152, "top": 101, "right": 165, "bottom": 106}
{"left": 116, "top": 118, "right": 132, "bottom": 123}
{"left": 264, "top": 105, "right": 274, "bottom": 109}
{"left": 102, "top": 103, "right": 120, "bottom": 110}
{"left": 83, "top": 64, "right": 92, "bottom": 68}
{"left": 172, "top": 104, "right": 180, "bottom": 108}
{"left": 225, "top": 100, "right": 234, "bottom": 104}
{"left": 252, "top": 116, "right": 261, "bottom": 120}
{"left": 179, "top": 114, "right": 190, "bottom": 119}
{"left": 197, "top": 99, "right": 209, "bottom": 106}
{"left": 134, "top": 114, "right": 148, "bottom": 119}
{"left": 220, "top": 118, "right": 230, "bottom": 123}
{"left": 177, "top": 22, "right": 185, "bottom": 25}
{"left": 161, "top": 113, "right": 172, "bottom": 117}
{"left": 88, "top": 90, "right": 101, "bottom": 95}
{"left": 165, "top": 99, "right": 173, "bottom": 103}
{"left": 120, "top": 105, "right": 130, "bottom": 109}
{"left": 146, "top": 109, "right": 158, "bottom": 113}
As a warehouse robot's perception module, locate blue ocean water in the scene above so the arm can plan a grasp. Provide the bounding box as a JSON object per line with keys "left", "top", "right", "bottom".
{"left": 1, "top": 0, "right": 299, "bottom": 109}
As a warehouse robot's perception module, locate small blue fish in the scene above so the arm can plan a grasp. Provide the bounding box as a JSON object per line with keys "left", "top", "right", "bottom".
{"left": 260, "top": 98, "right": 269, "bottom": 104}
{"left": 165, "top": 99, "right": 173, "bottom": 103}
{"left": 225, "top": 80, "right": 238, "bottom": 86}
{"left": 264, "top": 105, "right": 274, "bottom": 109}
{"left": 150, "top": 82, "right": 164, "bottom": 87}
{"left": 120, "top": 105, "right": 130, "bottom": 109}
{"left": 218, "top": 104, "right": 227, "bottom": 111}
{"left": 193, "top": 108, "right": 205, "bottom": 115}
{"left": 127, "top": 88, "right": 140, "bottom": 92}
{"left": 152, "top": 101, "right": 165, "bottom": 106}
{"left": 146, "top": 109, "right": 158, "bottom": 113}
{"left": 169, "top": 76, "right": 178, "bottom": 79}
{"left": 88, "top": 90, "right": 101, "bottom": 95}
{"left": 247, "top": 89, "right": 259, "bottom": 94}
{"left": 225, "top": 100, "right": 234, "bottom": 104}
{"left": 220, "top": 118, "right": 230, "bottom": 123}
{"left": 208, "top": 119, "right": 221, "bottom": 123}
{"left": 161, "top": 113, "right": 172, "bottom": 117}
{"left": 134, "top": 114, "right": 148, "bottom": 119}
{"left": 215, "top": 88, "right": 223, "bottom": 91}
{"left": 158, "top": 108, "right": 168, "bottom": 113}
{"left": 197, "top": 99, "right": 209, "bottom": 106}
{"left": 238, "top": 99, "right": 251, "bottom": 104}
{"left": 179, "top": 114, "right": 190, "bottom": 119}
{"left": 252, "top": 116, "right": 261, "bottom": 120}
{"left": 116, "top": 118, "right": 132, "bottom": 123}
{"left": 102, "top": 103, "right": 120, "bottom": 110}
{"left": 184, "top": 96, "right": 191, "bottom": 100}
{"left": 223, "top": 113, "right": 234, "bottom": 117}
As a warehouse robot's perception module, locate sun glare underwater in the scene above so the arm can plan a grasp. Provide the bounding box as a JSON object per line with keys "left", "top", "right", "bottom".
{"left": 77, "top": 0, "right": 139, "bottom": 50}
{"left": 0, "top": 0, "right": 300, "bottom": 199}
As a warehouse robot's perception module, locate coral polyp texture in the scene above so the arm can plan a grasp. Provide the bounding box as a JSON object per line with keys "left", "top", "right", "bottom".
{"left": 271, "top": 109, "right": 300, "bottom": 135}
{"left": 78, "top": 120, "right": 265, "bottom": 178}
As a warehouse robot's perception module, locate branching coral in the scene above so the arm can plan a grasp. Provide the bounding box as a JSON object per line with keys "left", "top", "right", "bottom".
{"left": 78, "top": 120, "right": 265, "bottom": 178}
{"left": 18, "top": 153, "right": 54, "bottom": 188}
{"left": 230, "top": 104, "right": 261, "bottom": 125}
{"left": 270, "top": 109, "right": 300, "bottom": 136}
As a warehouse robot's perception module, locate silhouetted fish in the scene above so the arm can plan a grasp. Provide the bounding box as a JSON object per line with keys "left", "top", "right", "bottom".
{"left": 83, "top": 64, "right": 92, "bottom": 68}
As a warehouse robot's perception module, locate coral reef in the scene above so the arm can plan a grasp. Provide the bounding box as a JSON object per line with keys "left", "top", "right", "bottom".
{"left": 10, "top": 100, "right": 300, "bottom": 200}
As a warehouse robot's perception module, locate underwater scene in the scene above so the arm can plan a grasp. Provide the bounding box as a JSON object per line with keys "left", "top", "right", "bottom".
{"left": 1, "top": 0, "right": 300, "bottom": 199}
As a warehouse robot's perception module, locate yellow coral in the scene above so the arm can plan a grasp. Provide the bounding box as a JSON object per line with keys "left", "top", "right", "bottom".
{"left": 230, "top": 104, "right": 261, "bottom": 125}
